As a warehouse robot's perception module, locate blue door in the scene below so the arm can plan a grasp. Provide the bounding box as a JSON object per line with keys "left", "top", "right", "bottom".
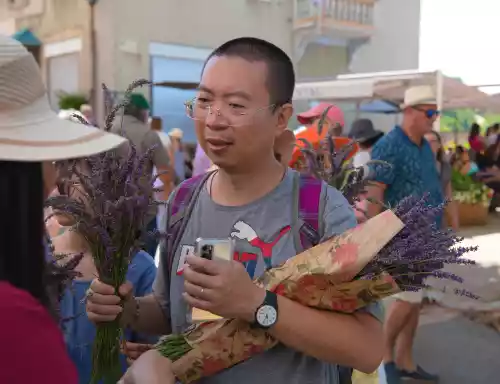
{"left": 150, "top": 56, "right": 205, "bottom": 143}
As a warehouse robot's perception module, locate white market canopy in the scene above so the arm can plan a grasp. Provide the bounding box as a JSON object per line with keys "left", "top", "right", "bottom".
{"left": 293, "top": 70, "right": 500, "bottom": 112}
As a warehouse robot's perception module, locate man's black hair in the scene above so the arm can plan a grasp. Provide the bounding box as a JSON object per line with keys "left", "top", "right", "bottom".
{"left": 204, "top": 37, "right": 295, "bottom": 106}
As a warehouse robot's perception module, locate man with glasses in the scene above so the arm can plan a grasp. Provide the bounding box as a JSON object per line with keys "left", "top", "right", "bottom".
{"left": 87, "top": 37, "right": 384, "bottom": 384}
{"left": 366, "top": 85, "right": 443, "bottom": 384}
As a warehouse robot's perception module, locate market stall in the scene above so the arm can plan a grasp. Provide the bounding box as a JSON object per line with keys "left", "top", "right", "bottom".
{"left": 293, "top": 70, "right": 500, "bottom": 117}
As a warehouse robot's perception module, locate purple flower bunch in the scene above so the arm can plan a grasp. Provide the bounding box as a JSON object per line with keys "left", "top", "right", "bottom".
{"left": 359, "top": 195, "right": 477, "bottom": 297}
{"left": 44, "top": 239, "right": 84, "bottom": 320}
{"left": 299, "top": 108, "right": 477, "bottom": 297}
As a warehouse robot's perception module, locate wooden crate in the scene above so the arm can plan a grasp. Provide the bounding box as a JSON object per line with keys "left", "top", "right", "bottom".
{"left": 456, "top": 202, "right": 488, "bottom": 226}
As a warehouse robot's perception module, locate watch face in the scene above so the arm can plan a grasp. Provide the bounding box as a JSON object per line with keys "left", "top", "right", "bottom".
{"left": 256, "top": 305, "right": 277, "bottom": 327}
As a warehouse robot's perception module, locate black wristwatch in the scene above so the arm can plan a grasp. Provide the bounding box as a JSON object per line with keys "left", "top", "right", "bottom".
{"left": 253, "top": 290, "right": 279, "bottom": 329}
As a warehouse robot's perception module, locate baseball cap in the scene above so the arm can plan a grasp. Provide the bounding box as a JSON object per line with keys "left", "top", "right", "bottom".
{"left": 297, "top": 102, "right": 345, "bottom": 127}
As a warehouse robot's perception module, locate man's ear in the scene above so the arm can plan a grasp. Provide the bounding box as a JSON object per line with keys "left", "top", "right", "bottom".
{"left": 274, "top": 129, "right": 296, "bottom": 166}
{"left": 276, "top": 103, "right": 294, "bottom": 132}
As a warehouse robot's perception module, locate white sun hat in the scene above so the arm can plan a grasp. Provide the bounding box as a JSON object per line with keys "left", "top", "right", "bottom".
{"left": 168, "top": 127, "right": 184, "bottom": 140}
{"left": 0, "top": 34, "right": 126, "bottom": 162}
{"left": 400, "top": 85, "right": 438, "bottom": 109}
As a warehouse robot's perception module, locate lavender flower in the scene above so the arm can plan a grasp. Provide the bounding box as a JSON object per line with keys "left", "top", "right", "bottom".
{"left": 358, "top": 195, "right": 477, "bottom": 297}
{"left": 44, "top": 237, "right": 84, "bottom": 321}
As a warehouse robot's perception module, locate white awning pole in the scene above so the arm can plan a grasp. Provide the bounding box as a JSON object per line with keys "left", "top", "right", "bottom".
{"left": 435, "top": 70, "right": 444, "bottom": 132}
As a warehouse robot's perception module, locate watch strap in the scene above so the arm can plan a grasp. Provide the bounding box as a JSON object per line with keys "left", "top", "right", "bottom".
{"left": 252, "top": 290, "right": 278, "bottom": 329}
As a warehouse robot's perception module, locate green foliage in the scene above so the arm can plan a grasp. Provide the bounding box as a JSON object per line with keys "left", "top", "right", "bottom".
{"left": 451, "top": 169, "right": 491, "bottom": 205}
{"left": 451, "top": 169, "right": 479, "bottom": 191}
{"left": 440, "top": 109, "right": 481, "bottom": 133}
{"left": 483, "top": 114, "right": 500, "bottom": 127}
{"left": 57, "top": 92, "right": 88, "bottom": 111}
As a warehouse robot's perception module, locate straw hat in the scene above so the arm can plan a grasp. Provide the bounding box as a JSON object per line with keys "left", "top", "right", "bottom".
{"left": 168, "top": 128, "right": 183, "bottom": 140}
{"left": 0, "top": 35, "right": 126, "bottom": 162}
{"left": 400, "top": 85, "right": 437, "bottom": 109}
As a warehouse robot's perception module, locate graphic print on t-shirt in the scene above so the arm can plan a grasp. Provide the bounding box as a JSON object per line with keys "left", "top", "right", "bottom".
{"left": 176, "top": 221, "right": 292, "bottom": 279}
{"left": 230, "top": 220, "right": 291, "bottom": 278}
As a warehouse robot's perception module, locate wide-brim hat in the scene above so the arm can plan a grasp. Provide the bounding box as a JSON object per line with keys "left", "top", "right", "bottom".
{"left": 348, "top": 118, "right": 384, "bottom": 143}
{"left": 400, "top": 85, "right": 438, "bottom": 109}
{"left": 0, "top": 34, "right": 126, "bottom": 162}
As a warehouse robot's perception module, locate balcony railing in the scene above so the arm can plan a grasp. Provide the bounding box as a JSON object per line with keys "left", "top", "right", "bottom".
{"left": 294, "top": 0, "right": 375, "bottom": 30}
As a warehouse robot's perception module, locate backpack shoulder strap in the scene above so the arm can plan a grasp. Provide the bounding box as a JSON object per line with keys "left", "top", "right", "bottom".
{"left": 292, "top": 173, "right": 323, "bottom": 251}
{"left": 165, "top": 171, "right": 213, "bottom": 274}
{"left": 169, "top": 174, "right": 207, "bottom": 222}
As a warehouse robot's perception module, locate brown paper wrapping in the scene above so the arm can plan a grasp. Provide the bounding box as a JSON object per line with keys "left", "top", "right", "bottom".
{"left": 169, "top": 210, "right": 404, "bottom": 383}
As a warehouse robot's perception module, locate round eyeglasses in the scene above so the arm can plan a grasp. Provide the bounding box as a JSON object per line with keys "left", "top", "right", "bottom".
{"left": 184, "top": 97, "right": 276, "bottom": 126}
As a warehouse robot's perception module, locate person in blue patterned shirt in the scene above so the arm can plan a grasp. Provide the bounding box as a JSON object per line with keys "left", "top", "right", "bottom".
{"left": 366, "top": 85, "right": 443, "bottom": 384}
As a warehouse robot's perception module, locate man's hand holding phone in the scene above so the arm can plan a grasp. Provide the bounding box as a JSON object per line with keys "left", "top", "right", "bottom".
{"left": 183, "top": 252, "right": 265, "bottom": 323}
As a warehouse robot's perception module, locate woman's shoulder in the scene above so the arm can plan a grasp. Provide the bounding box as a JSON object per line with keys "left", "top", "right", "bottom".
{"left": 126, "top": 250, "right": 157, "bottom": 283}
{"left": 0, "top": 282, "right": 78, "bottom": 383}
{"left": 0, "top": 282, "right": 62, "bottom": 335}
{"left": 0, "top": 281, "right": 47, "bottom": 316}
{"left": 131, "top": 250, "right": 156, "bottom": 267}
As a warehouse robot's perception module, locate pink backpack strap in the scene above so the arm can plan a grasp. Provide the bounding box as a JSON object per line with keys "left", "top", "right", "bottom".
{"left": 169, "top": 175, "right": 206, "bottom": 221}
{"left": 296, "top": 174, "right": 322, "bottom": 250}
{"left": 165, "top": 172, "right": 213, "bottom": 275}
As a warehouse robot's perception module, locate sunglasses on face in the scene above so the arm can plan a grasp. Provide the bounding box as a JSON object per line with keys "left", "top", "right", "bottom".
{"left": 413, "top": 107, "right": 441, "bottom": 119}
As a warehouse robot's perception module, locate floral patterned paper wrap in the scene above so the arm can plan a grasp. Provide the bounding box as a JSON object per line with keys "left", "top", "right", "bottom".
{"left": 165, "top": 210, "right": 404, "bottom": 383}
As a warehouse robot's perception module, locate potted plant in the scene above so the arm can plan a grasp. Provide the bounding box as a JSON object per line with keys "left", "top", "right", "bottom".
{"left": 451, "top": 169, "right": 492, "bottom": 226}
{"left": 57, "top": 92, "right": 88, "bottom": 111}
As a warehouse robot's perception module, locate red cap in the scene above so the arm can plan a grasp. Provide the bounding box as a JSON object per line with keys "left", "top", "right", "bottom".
{"left": 297, "top": 103, "right": 345, "bottom": 127}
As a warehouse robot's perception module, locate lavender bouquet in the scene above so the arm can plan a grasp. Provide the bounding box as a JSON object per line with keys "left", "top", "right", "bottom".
{"left": 45, "top": 81, "right": 163, "bottom": 384}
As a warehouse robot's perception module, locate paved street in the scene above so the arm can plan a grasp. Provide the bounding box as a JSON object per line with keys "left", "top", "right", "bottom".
{"left": 356, "top": 214, "right": 500, "bottom": 384}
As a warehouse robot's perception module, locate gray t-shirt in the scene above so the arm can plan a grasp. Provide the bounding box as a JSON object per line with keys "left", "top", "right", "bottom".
{"left": 153, "top": 169, "right": 382, "bottom": 384}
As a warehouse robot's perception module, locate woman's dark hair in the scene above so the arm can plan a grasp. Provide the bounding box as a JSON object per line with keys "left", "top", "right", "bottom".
{"left": 427, "top": 130, "right": 444, "bottom": 162}
{"left": 0, "top": 161, "right": 51, "bottom": 310}
{"left": 469, "top": 123, "right": 481, "bottom": 140}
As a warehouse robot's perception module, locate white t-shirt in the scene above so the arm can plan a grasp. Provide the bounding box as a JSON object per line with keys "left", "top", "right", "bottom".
{"left": 487, "top": 134, "right": 498, "bottom": 147}
{"left": 352, "top": 150, "right": 371, "bottom": 168}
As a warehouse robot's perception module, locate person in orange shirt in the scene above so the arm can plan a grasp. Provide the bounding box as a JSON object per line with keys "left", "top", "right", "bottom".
{"left": 297, "top": 102, "right": 345, "bottom": 137}
{"left": 292, "top": 103, "right": 355, "bottom": 170}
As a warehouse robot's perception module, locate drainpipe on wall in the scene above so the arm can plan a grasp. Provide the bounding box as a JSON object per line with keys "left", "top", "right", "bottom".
{"left": 87, "top": 0, "right": 99, "bottom": 112}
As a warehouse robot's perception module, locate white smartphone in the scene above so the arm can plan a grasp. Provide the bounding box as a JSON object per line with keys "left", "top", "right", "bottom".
{"left": 192, "top": 238, "right": 234, "bottom": 323}
{"left": 194, "top": 238, "right": 234, "bottom": 261}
